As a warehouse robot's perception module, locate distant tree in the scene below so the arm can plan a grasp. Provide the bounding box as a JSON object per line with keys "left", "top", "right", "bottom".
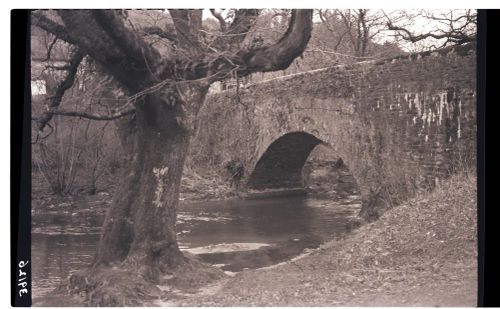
{"left": 31, "top": 27, "right": 121, "bottom": 195}
{"left": 240, "top": 9, "right": 404, "bottom": 84}
{"left": 383, "top": 9, "right": 477, "bottom": 51}
{"left": 318, "top": 9, "right": 387, "bottom": 58}
{"left": 31, "top": 9, "right": 313, "bottom": 304}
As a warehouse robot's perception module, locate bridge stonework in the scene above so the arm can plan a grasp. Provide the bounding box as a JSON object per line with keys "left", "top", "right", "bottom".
{"left": 192, "top": 43, "right": 476, "bottom": 217}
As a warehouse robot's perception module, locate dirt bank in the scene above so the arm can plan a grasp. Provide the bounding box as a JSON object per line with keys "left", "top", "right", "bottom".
{"left": 31, "top": 166, "right": 236, "bottom": 217}
{"left": 169, "top": 170, "right": 477, "bottom": 306}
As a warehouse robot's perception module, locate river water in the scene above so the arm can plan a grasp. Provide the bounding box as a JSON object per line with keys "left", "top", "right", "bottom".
{"left": 31, "top": 194, "right": 361, "bottom": 300}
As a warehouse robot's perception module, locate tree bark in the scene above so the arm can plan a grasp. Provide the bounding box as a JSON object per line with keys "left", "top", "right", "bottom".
{"left": 93, "top": 84, "right": 208, "bottom": 282}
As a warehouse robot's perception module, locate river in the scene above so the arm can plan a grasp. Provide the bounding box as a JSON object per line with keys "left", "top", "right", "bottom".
{"left": 31, "top": 194, "right": 361, "bottom": 300}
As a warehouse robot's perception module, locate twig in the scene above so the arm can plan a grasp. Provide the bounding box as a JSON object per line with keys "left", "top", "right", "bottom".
{"left": 304, "top": 49, "right": 383, "bottom": 60}
{"left": 48, "top": 107, "right": 135, "bottom": 121}
{"left": 42, "top": 35, "right": 59, "bottom": 62}
{"left": 36, "top": 48, "right": 85, "bottom": 131}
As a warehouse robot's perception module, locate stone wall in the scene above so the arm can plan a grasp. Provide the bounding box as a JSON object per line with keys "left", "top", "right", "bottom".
{"left": 190, "top": 43, "right": 476, "bottom": 217}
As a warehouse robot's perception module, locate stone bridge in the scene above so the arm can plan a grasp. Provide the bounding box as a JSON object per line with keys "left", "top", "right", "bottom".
{"left": 191, "top": 43, "right": 476, "bottom": 216}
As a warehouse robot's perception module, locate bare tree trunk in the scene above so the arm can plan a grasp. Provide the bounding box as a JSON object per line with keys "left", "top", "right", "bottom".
{"left": 93, "top": 85, "right": 207, "bottom": 281}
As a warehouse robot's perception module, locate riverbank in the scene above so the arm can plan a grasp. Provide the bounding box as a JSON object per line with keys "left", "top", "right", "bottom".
{"left": 32, "top": 159, "right": 355, "bottom": 214}
{"left": 31, "top": 166, "right": 236, "bottom": 216}
{"left": 167, "top": 170, "right": 477, "bottom": 306}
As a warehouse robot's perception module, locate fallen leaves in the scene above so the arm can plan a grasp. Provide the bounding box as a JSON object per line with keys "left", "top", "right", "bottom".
{"left": 175, "top": 170, "right": 477, "bottom": 306}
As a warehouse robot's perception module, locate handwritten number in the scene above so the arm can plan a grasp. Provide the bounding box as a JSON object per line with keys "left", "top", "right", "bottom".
{"left": 18, "top": 260, "right": 29, "bottom": 268}
{"left": 19, "top": 288, "right": 28, "bottom": 297}
{"left": 17, "top": 260, "right": 29, "bottom": 297}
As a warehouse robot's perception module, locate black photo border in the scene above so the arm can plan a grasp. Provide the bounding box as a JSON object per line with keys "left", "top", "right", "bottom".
{"left": 10, "top": 8, "right": 496, "bottom": 307}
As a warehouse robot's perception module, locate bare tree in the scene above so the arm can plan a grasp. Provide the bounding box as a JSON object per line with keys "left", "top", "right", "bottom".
{"left": 383, "top": 9, "right": 477, "bottom": 51}
{"left": 31, "top": 9, "right": 313, "bottom": 305}
{"left": 318, "top": 9, "right": 386, "bottom": 58}
{"left": 31, "top": 27, "right": 127, "bottom": 195}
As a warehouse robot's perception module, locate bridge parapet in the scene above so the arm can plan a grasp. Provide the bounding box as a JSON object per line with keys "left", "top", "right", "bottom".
{"left": 192, "top": 43, "right": 476, "bottom": 218}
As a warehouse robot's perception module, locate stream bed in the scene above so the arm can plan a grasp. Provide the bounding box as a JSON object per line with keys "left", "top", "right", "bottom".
{"left": 32, "top": 194, "right": 361, "bottom": 299}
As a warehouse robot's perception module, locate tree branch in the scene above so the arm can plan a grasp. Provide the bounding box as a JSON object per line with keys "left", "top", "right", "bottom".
{"left": 91, "top": 10, "right": 161, "bottom": 65}
{"left": 206, "top": 9, "right": 260, "bottom": 53}
{"left": 387, "top": 22, "right": 475, "bottom": 44}
{"left": 55, "top": 10, "right": 161, "bottom": 91}
{"left": 168, "top": 9, "right": 204, "bottom": 52}
{"left": 210, "top": 9, "right": 227, "bottom": 32}
{"left": 318, "top": 10, "right": 333, "bottom": 32}
{"left": 141, "top": 25, "right": 178, "bottom": 43}
{"left": 31, "top": 11, "right": 78, "bottom": 46}
{"left": 337, "top": 10, "right": 357, "bottom": 53}
{"left": 36, "top": 49, "right": 85, "bottom": 131}
{"left": 42, "top": 35, "right": 59, "bottom": 62}
{"left": 155, "top": 9, "right": 313, "bottom": 83}
{"left": 45, "top": 64, "right": 70, "bottom": 70}
{"left": 235, "top": 9, "right": 313, "bottom": 75}
{"left": 38, "top": 9, "right": 312, "bottom": 100}
{"left": 48, "top": 107, "right": 135, "bottom": 120}
{"left": 384, "top": 10, "right": 477, "bottom": 48}
{"left": 224, "top": 9, "right": 260, "bottom": 45}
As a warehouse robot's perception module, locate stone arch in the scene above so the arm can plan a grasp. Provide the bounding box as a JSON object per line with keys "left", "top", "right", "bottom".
{"left": 247, "top": 131, "right": 325, "bottom": 190}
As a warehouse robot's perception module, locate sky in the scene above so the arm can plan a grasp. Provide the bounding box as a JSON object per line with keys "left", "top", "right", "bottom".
{"left": 201, "top": 8, "right": 477, "bottom": 52}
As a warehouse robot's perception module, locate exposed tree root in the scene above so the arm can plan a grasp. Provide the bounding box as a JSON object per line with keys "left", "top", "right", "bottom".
{"left": 67, "top": 254, "right": 225, "bottom": 306}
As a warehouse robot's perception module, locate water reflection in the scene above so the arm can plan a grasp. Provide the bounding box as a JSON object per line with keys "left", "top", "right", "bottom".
{"left": 32, "top": 195, "right": 361, "bottom": 300}
{"left": 177, "top": 197, "right": 319, "bottom": 247}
